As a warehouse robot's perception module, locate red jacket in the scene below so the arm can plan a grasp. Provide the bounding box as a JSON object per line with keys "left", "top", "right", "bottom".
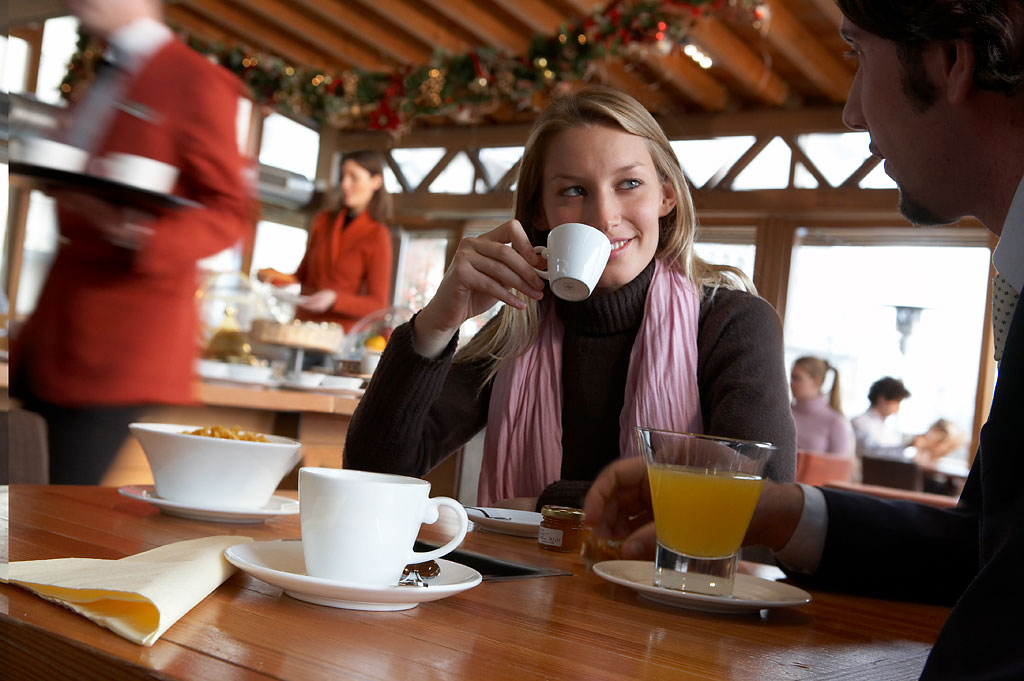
{"left": 294, "top": 209, "right": 393, "bottom": 331}
{"left": 14, "top": 38, "right": 251, "bottom": 406}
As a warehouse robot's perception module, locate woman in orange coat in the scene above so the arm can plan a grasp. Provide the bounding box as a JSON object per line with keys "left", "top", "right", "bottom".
{"left": 259, "top": 150, "right": 393, "bottom": 331}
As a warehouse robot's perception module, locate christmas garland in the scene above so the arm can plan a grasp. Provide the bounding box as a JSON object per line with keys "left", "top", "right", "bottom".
{"left": 60, "top": 0, "right": 760, "bottom": 133}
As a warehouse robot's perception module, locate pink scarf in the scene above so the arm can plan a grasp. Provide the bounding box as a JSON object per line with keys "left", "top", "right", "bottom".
{"left": 478, "top": 259, "right": 704, "bottom": 505}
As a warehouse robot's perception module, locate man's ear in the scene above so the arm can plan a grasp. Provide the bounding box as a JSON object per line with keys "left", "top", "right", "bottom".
{"left": 945, "top": 39, "right": 976, "bottom": 104}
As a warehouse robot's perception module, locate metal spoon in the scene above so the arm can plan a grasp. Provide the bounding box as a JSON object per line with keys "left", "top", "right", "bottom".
{"left": 465, "top": 506, "right": 512, "bottom": 520}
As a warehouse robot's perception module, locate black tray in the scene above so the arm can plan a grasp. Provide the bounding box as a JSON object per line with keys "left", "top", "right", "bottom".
{"left": 414, "top": 540, "right": 571, "bottom": 581}
{"left": 10, "top": 161, "right": 200, "bottom": 212}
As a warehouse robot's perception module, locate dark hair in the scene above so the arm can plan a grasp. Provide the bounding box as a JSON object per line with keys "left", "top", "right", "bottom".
{"left": 336, "top": 150, "right": 392, "bottom": 223}
{"left": 867, "top": 376, "right": 911, "bottom": 405}
{"left": 837, "top": 0, "right": 1024, "bottom": 96}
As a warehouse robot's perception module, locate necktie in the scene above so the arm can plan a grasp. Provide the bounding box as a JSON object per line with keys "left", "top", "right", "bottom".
{"left": 992, "top": 272, "right": 1019, "bottom": 362}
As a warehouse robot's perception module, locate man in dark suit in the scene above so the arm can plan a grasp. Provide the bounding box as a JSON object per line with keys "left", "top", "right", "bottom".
{"left": 12, "top": 0, "right": 250, "bottom": 483}
{"left": 584, "top": 2, "right": 1024, "bottom": 679}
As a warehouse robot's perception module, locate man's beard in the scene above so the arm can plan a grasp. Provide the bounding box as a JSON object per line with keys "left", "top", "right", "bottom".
{"left": 897, "top": 187, "right": 949, "bottom": 226}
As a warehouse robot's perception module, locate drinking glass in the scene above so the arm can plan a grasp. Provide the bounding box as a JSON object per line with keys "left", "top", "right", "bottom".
{"left": 635, "top": 427, "right": 775, "bottom": 597}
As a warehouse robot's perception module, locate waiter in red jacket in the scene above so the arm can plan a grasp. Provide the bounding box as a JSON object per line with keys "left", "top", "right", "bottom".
{"left": 12, "top": 0, "right": 251, "bottom": 484}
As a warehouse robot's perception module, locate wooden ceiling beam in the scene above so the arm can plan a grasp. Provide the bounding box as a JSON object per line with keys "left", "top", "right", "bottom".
{"left": 633, "top": 48, "right": 729, "bottom": 112}
{"left": 558, "top": 0, "right": 605, "bottom": 16}
{"left": 220, "top": 0, "right": 389, "bottom": 71}
{"left": 806, "top": 0, "right": 845, "bottom": 28}
{"left": 688, "top": 17, "right": 790, "bottom": 106}
{"left": 419, "top": 0, "right": 529, "bottom": 54}
{"left": 342, "top": 0, "right": 473, "bottom": 55}
{"left": 288, "top": 0, "right": 432, "bottom": 66}
{"left": 166, "top": 6, "right": 245, "bottom": 48}
{"left": 174, "top": 0, "right": 335, "bottom": 71}
{"left": 596, "top": 58, "right": 679, "bottom": 114}
{"left": 762, "top": 0, "right": 852, "bottom": 103}
{"left": 489, "top": 0, "right": 568, "bottom": 34}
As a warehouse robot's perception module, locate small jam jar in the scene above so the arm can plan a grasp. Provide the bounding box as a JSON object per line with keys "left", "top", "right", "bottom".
{"left": 538, "top": 505, "right": 585, "bottom": 553}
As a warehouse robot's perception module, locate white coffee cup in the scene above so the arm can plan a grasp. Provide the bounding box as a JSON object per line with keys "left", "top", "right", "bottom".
{"left": 299, "top": 468, "right": 469, "bottom": 586}
{"left": 96, "top": 153, "right": 179, "bottom": 193}
{"left": 533, "top": 222, "right": 612, "bottom": 301}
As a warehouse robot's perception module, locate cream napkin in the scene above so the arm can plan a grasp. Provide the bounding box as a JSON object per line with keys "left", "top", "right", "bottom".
{"left": 3, "top": 535, "right": 252, "bottom": 646}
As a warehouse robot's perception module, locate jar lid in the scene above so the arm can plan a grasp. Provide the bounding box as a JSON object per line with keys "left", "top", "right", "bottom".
{"left": 541, "top": 505, "right": 585, "bottom": 521}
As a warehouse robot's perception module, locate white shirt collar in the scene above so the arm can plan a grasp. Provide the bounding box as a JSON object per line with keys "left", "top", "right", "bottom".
{"left": 106, "top": 17, "right": 173, "bottom": 72}
{"left": 992, "top": 173, "right": 1024, "bottom": 293}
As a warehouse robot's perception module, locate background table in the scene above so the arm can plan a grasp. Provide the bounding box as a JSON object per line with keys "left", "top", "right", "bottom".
{"left": 2, "top": 486, "right": 951, "bottom": 680}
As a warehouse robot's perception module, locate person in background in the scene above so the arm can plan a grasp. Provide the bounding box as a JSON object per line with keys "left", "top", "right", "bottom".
{"left": 585, "top": 2, "right": 1024, "bottom": 678}
{"left": 257, "top": 150, "right": 393, "bottom": 332}
{"left": 850, "top": 376, "right": 911, "bottom": 456}
{"left": 790, "top": 356, "right": 854, "bottom": 455}
{"left": 907, "top": 418, "right": 967, "bottom": 466}
{"left": 345, "top": 86, "right": 796, "bottom": 512}
{"left": 11, "top": 0, "right": 250, "bottom": 484}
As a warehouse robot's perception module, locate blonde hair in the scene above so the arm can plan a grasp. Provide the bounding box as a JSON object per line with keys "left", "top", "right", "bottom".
{"left": 456, "top": 86, "right": 754, "bottom": 378}
{"left": 793, "top": 355, "right": 844, "bottom": 415}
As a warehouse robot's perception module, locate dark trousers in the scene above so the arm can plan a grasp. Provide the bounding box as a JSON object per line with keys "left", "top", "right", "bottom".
{"left": 21, "top": 396, "right": 148, "bottom": 485}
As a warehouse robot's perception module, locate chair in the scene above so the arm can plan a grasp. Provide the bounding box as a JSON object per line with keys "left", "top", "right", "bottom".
{"left": 1, "top": 408, "right": 50, "bottom": 484}
{"left": 860, "top": 455, "right": 923, "bottom": 491}
{"left": 795, "top": 450, "right": 854, "bottom": 487}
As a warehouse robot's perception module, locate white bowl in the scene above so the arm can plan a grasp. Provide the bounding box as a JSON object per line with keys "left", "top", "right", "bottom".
{"left": 361, "top": 351, "right": 382, "bottom": 375}
{"left": 129, "top": 423, "right": 301, "bottom": 509}
{"left": 288, "top": 371, "right": 325, "bottom": 387}
{"left": 196, "top": 359, "right": 230, "bottom": 379}
{"left": 319, "top": 375, "right": 363, "bottom": 391}
{"left": 11, "top": 137, "right": 89, "bottom": 172}
{"left": 226, "top": 363, "right": 274, "bottom": 383}
{"left": 95, "top": 152, "right": 179, "bottom": 193}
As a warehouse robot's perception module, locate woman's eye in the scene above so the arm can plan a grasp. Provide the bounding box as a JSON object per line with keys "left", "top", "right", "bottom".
{"left": 619, "top": 178, "right": 641, "bottom": 190}
{"left": 561, "top": 185, "right": 585, "bottom": 197}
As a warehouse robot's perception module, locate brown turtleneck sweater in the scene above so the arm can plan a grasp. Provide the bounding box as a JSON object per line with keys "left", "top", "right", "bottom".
{"left": 344, "top": 260, "right": 796, "bottom": 509}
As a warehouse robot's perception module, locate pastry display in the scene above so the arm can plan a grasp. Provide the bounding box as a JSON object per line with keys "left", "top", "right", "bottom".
{"left": 250, "top": 319, "right": 343, "bottom": 353}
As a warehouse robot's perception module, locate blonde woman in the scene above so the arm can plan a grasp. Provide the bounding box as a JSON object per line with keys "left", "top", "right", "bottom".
{"left": 790, "top": 356, "right": 855, "bottom": 455}
{"left": 345, "top": 86, "right": 796, "bottom": 510}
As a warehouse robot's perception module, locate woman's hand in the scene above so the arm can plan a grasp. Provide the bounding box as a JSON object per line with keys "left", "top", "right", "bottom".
{"left": 256, "top": 268, "right": 297, "bottom": 286}
{"left": 299, "top": 289, "right": 337, "bottom": 313}
{"left": 413, "top": 219, "right": 546, "bottom": 358}
{"left": 583, "top": 458, "right": 654, "bottom": 549}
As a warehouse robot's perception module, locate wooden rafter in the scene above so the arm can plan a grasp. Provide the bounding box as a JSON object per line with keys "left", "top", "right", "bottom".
{"left": 841, "top": 155, "right": 882, "bottom": 188}
{"left": 288, "top": 0, "right": 433, "bottom": 66}
{"left": 704, "top": 135, "right": 772, "bottom": 190}
{"left": 166, "top": 6, "right": 245, "bottom": 49}
{"left": 595, "top": 58, "right": 678, "bottom": 114}
{"left": 806, "top": 0, "right": 845, "bottom": 28}
{"left": 419, "top": 0, "right": 530, "bottom": 54}
{"left": 633, "top": 48, "right": 729, "bottom": 111}
{"left": 415, "top": 148, "right": 460, "bottom": 193}
{"left": 174, "top": 0, "right": 335, "bottom": 71}
{"left": 342, "top": 0, "right": 474, "bottom": 54}
{"left": 761, "top": 0, "right": 852, "bottom": 103}
{"left": 784, "top": 136, "right": 831, "bottom": 187}
{"left": 217, "top": 0, "right": 391, "bottom": 71}
{"left": 688, "top": 17, "right": 790, "bottom": 106}
{"left": 488, "top": 0, "right": 567, "bottom": 34}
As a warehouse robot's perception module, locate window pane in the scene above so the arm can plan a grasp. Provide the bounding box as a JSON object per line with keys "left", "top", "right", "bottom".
{"left": 785, "top": 238, "right": 990, "bottom": 452}
{"left": 860, "top": 162, "right": 898, "bottom": 189}
{"left": 258, "top": 113, "right": 320, "bottom": 179}
{"left": 797, "top": 132, "right": 871, "bottom": 187}
{"left": 391, "top": 148, "right": 446, "bottom": 189}
{"left": 394, "top": 231, "right": 447, "bottom": 313}
{"left": 235, "top": 97, "right": 253, "bottom": 153}
{"left": 36, "top": 16, "right": 79, "bottom": 105}
{"left": 733, "top": 137, "right": 791, "bottom": 190}
{"left": 429, "top": 151, "right": 474, "bottom": 194}
{"left": 16, "top": 191, "right": 60, "bottom": 314}
{"left": 197, "top": 244, "right": 242, "bottom": 276}
{"left": 693, "top": 242, "right": 756, "bottom": 282}
{"left": 249, "top": 220, "right": 309, "bottom": 278}
{"left": 671, "top": 136, "right": 755, "bottom": 189}
{"left": 3, "top": 35, "right": 30, "bottom": 93}
{"left": 478, "top": 146, "right": 523, "bottom": 187}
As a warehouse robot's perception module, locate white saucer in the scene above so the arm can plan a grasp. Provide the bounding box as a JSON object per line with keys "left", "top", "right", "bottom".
{"left": 593, "top": 560, "right": 812, "bottom": 614}
{"left": 269, "top": 288, "right": 310, "bottom": 306}
{"left": 118, "top": 485, "right": 299, "bottom": 523}
{"left": 224, "top": 540, "right": 482, "bottom": 611}
{"left": 465, "top": 508, "right": 542, "bottom": 538}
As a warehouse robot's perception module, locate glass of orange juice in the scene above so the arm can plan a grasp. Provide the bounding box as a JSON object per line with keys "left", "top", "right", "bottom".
{"left": 635, "top": 427, "right": 775, "bottom": 598}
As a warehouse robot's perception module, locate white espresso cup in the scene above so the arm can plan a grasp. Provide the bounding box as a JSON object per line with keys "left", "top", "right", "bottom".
{"left": 533, "top": 222, "right": 612, "bottom": 301}
{"left": 299, "top": 467, "right": 469, "bottom": 586}
{"left": 96, "top": 152, "right": 179, "bottom": 193}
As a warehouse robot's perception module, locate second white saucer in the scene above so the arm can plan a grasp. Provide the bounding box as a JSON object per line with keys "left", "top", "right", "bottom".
{"left": 118, "top": 485, "right": 299, "bottom": 523}
{"left": 224, "top": 540, "right": 482, "bottom": 611}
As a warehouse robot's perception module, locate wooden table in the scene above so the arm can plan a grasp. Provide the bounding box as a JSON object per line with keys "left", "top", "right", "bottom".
{"left": 2, "top": 485, "right": 951, "bottom": 681}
